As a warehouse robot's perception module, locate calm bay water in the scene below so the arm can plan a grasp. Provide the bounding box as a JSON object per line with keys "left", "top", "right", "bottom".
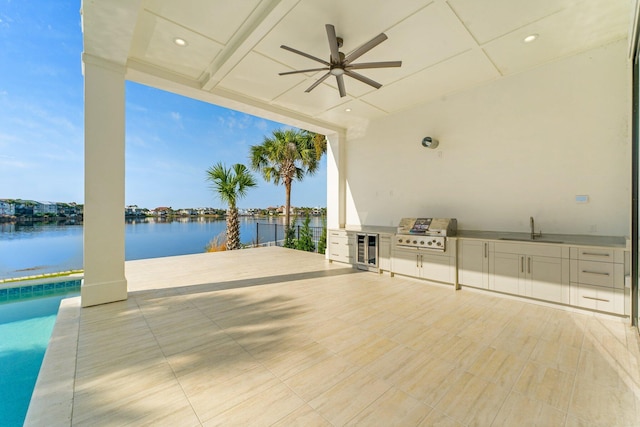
{"left": 0, "top": 216, "right": 323, "bottom": 280}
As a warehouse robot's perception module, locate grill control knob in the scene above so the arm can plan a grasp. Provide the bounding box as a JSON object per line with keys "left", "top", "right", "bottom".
{"left": 420, "top": 241, "right": 425, "bottom": 245}
{"left": 428, "top": 241, "right": 433, "bottom": 245}
{"left": 437, "top": 241, "right": 442, "bottom": 246}
{"left": 398, "top": 239, "right": 403, "bottom": 243}
{"left": 412, "top": 240, "right": 417, "bottom": 244}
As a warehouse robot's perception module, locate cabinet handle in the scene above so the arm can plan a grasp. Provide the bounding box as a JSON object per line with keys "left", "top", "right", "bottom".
{"left": 581, "top": 270, "right": 610, "bottom": 276}
{"left": 416, "top": 255, "right": 419, "bottom": 268}
{"left": 527, "top": 257, "right": 531, "bottom": 274}
{"left": 583, "top": 296, "right": 610, "bottom": 302}
{"left": 484, "top": 243, "right": 488, "bottom": 258}
{"left": 520, "top": 256, "right": 524, "bottom": 273}
{"left": 582, "top": 252, "right": 610, "bottom": 257}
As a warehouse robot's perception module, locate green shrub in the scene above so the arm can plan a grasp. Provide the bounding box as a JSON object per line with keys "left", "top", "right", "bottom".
{"left": 283, "top": 226, "right": 296, "bottom": 249}
{"left": 296, "top": 212, "right": 315, "bottom": 252}
{"left": 317, "top": 217, "right": 327, "bottom": 255}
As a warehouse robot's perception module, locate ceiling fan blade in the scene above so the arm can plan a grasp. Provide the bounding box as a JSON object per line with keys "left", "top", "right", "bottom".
{"left": 344, "top": 33, "right": 388, "bottom": 63}
{"left": 336, "top": 74, "right": 346, "bottom": 97}
{"left": 325, "top": 24, "right": 341, "bottom": 64}
{"left": 345, "top": 70, "right": 382, "bottom": 89}
{"left": 279, "top": 67, "right": 329, "bottom": 76}
{"left": 281, "top": 45, "right": 331, "bottom": 66}
{"left": 348, "top": 61, "right": 402, "bottom": 69}
{"left": 305, "top": 72, "right": 331, "bottom": 93}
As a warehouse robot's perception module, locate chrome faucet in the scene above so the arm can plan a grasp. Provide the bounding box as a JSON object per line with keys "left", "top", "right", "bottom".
{"left": 530, "top": 216, "right": 542, "bottom": 239}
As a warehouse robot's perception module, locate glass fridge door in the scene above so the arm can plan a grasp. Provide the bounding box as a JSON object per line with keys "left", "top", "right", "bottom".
{"left": 357, "top": 234, "right": 366, "bottom": 264}
{"left": 367, "top": 235, "right": 377, "bottom": 265}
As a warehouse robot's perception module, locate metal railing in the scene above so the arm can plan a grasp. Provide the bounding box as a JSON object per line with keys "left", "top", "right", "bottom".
{"left": 254, "top": 223, "right": 324, "bottom": 252}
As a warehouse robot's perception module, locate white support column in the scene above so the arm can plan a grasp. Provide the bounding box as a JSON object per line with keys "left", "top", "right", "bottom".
{"left": 82, "top": 54, "right": 127, "bottom": 307}
{"left": 326, "top": 131, "right": 346, "bottom": 231}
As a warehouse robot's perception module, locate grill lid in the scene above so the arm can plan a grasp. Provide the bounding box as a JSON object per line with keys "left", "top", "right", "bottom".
{"left": 396, "top": 218, "right": 457, "bottom": 236}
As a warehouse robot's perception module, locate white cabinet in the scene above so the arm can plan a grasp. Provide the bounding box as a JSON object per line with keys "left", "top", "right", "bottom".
{"left": 393, "top": 249, "right": 420, "bottom": 278}
{"left": 392, "top": 245, "right": 456, "bottom": 285}
{"left": 458, "top": 240, "right": 490, "bottom": 289}
{"left": 379, "top": 235, "right": 391, "bottom": 272}
{"left": 569, "top": 247, "right": 626, "bottom": 315}
{"left": 328, "top": 229, "right": 355, "bottom": 264}
{"left": 457, "top": 237, "right": 628, "bottom": 315}
{"left": 488, "top": 242, "right": 569, "bottom": 304}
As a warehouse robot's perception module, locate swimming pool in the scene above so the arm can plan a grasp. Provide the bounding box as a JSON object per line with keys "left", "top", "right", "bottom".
{"left": 0, "top": 280, "right": 80, "bottom": 427}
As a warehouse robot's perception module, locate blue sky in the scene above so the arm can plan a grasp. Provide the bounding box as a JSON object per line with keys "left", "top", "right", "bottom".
{"left": 0, "top": 1, "right": 326, "bottom": 210}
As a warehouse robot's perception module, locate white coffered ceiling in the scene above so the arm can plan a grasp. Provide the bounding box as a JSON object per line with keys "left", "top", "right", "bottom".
{"left": 81, "top": 0, "right": 631, "bottom": 133}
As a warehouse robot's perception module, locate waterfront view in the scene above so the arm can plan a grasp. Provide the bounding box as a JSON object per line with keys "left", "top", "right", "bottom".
{"left": 0, "top": 216, "right": 324, "bottom": 280}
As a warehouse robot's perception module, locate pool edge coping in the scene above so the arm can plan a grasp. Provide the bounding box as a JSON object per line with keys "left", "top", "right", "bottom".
{"left": 24, "top": 296, "right": 81, "bottom": 427}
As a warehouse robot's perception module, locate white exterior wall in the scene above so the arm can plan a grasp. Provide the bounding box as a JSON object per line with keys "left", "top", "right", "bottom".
{"left": 343, "top": 40, "right": 630, "bottom": 236}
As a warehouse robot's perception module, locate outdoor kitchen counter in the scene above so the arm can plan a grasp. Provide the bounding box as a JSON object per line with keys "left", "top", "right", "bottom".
{"left": 457, "top": 230, "right": 629, "bottom": 249}
{"left": 342, "top": 226, "right": 397, "bottom": 235}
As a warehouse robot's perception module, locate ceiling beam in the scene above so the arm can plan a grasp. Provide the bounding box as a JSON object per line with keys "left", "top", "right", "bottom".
{"left": 126, "top": 59, "right": 342, "bottom": 135}
{"left": 200, "top": 0, "right": 301, "bottom": 92}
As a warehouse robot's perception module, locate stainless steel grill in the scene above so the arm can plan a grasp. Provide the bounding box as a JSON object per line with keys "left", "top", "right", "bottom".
{"left": 394, "top": 217, "right": 457, "bottom": 251}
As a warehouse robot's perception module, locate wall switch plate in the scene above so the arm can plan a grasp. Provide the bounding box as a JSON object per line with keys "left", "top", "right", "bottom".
{"left": 575, "top": 195, "right": 589, "bottom": 203}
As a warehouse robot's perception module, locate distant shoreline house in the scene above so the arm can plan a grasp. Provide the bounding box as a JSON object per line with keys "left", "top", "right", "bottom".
{"left": 0, "top": 199, "right": 84, "bottom": 219}
{"left": 33, "top": 201, "right": 58, "bottom": 216}
{"left": 151, "top": 207, "right": 173, "bottom": 217}
{"left": 0, "top": 200, "right": 15, "bottom": 217}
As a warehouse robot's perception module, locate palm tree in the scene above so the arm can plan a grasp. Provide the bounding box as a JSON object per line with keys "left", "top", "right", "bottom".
{"left": 250, "top": 129, "right": 325, "bottom": 230}
{"left": 205, "top": 162, "right": 257, "bottom": 250}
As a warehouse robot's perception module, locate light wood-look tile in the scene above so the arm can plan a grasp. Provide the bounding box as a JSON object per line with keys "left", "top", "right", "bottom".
{"left": 346, "top": 387, "right": 432, "bottom": 426}
{"left": 309, "top": 368, "right": 391, "bottom": 426}
{"left": 435, "top": 371, "right": 511, "bottom": 426}
{"left": 492, "top": 391, "right": 567, "bottom": 426}
{"left": 24, "top": 247, "right": 638, "bottom": 427}
{"left": 514, "top": 361, "right": 575, "bottom": 411}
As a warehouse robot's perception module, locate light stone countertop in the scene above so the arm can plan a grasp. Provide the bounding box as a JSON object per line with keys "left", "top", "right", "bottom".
{"left": 455, "top": 230, "right": 628, "bottom": 249}
{"left": 333, "top": 226, "right": 629, "bottom": 249}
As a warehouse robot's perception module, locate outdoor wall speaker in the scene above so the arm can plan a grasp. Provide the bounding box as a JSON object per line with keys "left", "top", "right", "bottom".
{"left": 421, "top": 136, "right": 439, "bottom": 149}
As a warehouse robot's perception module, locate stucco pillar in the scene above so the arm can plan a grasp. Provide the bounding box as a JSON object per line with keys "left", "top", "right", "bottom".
{"left": 326, "top": 131, "right": 346, "bottom": 231}
{"left": 81, "top": 54, "right": 127, "bottom": 307}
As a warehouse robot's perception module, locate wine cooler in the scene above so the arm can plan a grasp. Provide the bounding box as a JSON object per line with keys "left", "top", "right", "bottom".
{"left": 356, "top": 233, "right": 379, "bottom": 272}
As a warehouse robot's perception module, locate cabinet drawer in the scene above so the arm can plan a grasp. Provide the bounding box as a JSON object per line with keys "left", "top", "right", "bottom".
{"left": 576, "top": 248, "right": 614, "bottom": 262}
{"left": 577, "top": 260, "right": 615, "bottom": 287}
{"left": 576, "top": 260, "right": 623, "bottom": 289}
{"left": 329, "top": 235, "right": 348, "bottom": 245}
{"left": 329, "top": 230, "right": 349, "bottom": 239}
{"left": 329, "top": 241, "right": 351, "bottom": 257}
{"left": 329, "top": 253, "right": 353, "bottom": 264}
{"left": 574, "top": 283, "right": 624, "bottom": 315}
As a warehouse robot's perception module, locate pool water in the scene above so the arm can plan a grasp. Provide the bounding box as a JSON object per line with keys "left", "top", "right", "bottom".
{"left": 0, "top": 281, "right": 80, "bottom": 427}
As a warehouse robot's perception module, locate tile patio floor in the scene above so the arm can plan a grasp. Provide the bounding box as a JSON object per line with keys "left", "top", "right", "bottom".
{"left": 28, "top": 247, "right": 640, "bottom": 426}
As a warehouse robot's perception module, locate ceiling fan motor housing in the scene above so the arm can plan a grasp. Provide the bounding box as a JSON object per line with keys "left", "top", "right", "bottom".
{"left": 279, "top": 24, "right": 402, "bottom": 97}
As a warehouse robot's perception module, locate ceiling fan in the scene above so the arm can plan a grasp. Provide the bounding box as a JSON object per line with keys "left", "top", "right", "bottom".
{"left": 279, "top": 24, "right": 402, "bottom": 97}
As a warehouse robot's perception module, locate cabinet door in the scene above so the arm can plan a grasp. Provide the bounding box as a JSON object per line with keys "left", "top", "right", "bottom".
{"left": 459, "top": 240, "right": 489, "bottom": 289}
{"left": 420, "top": 253, "right": 454, "bottom": 283}
{"left": 527, "top": 256, "right": 563, "bottom": 303}
{"left": 379, "top": 236, "right": 391, "bottom": 271}
{"left": 392, "top": 250, "right": 419, "bottom": 278}
{"left": 490, "top": 252, "right": 523, "bottom": 295}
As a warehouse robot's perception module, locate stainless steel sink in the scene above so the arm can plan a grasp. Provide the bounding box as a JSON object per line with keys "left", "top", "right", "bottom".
{"left": 498, "top": 237, "right": 563, "bottom": 244}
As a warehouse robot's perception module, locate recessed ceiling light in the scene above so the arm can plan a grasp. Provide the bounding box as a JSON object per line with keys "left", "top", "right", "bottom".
{"left": 173, "top": 37, "right": 188, "bottom": 47}
{"left": 523, "top": 34, "right": 538, "bottom": 43}
{"left": 345, "top": 108, "right": 352, "bottom": 112}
